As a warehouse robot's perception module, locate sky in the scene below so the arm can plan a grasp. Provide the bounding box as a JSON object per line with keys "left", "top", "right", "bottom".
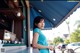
{"left": 42, "top": 7, "right": 80, "bottom": 41}
{"left": 30, "top": 7, "right": 80, "bottom": 43}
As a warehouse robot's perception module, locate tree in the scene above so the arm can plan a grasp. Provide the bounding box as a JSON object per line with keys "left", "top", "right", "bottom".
{"left": 64, "top": 39, "right": 70, "bottom": 44}
{"left": 70, "top": 20, "right": 80, "bottom": 42}
{"left": 74, "top": 20, "right": 80, "bottom": 28}
{"left": 50, "top": 42, "right": 54, "bottom": 45}
{"left": 70, "top": 29, "right": 80, "bottom": 42}
{"left": 53, "top": 37, "right": 64, "bottom": 45}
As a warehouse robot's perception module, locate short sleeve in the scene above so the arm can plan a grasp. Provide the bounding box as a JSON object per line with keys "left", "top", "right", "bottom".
{"left": 33, "top": 28, "right": 40, "bottom": 34}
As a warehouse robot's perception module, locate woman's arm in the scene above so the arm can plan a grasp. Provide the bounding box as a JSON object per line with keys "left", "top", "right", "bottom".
{"left": 32, "top": 32, "right": 48, "bottom": 49}
{"left": 32, "top": 32, "right": 54, "bottom": 50}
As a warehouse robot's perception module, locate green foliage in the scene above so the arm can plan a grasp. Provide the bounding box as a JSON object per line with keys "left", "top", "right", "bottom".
{"left": 70, "top": 20, "right": 80, "bottom": 42}
{"left": 50, "top": 42, "right": 54, "bottom": 45}
{"left": 53, "top": 37, "right": 64, "bottom": 45}
{"left": 70, "top": 29, "right": 80, "bottom": 42}
{"left": 64, "top": 39, "right": 70, "bottom": 44}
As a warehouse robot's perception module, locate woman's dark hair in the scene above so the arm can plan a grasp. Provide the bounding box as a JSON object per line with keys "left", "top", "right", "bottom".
{"left": 33, "top": 16, "right": 44, "bottom": 30}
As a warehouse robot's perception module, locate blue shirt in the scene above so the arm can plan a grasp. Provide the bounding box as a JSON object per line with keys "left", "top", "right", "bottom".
{"left": 33, "top": 28, "right": 50, "bottom": 53}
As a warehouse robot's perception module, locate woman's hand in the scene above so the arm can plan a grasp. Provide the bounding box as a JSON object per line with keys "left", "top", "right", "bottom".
{"left": 47, "top": 46, "right": 54, "bottom": 51}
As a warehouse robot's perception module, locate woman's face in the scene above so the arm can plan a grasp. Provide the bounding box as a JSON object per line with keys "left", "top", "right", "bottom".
{"left": 36, "top": 19, "right": 45, "bottom": 29}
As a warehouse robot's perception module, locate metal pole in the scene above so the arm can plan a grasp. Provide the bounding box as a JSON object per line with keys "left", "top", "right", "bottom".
{"left": 12, "top": 20, "right": 14, "bottom": 33}
{"left": 26, "top": 0, "right": 30, "bottom": 47}
{"left": 67, "top": 22, "right": 71, "bottom": 43}
{"left": 53, "top": 50, "right": 55, "bottom": 53}
{"left": 62, "top": 51, "right": 64, "bottom": 53}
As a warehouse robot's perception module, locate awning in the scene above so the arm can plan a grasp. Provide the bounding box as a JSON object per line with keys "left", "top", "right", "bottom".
{"left": 30, "top": 7, "right": 53, "bottom": 30}
{"left": 30, "top": 1, "right": 80, "bottom": 30}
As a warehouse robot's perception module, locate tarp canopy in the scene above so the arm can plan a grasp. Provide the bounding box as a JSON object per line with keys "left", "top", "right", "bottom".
{"left": 30, "top": 1, "right": 80, "bottom": 30}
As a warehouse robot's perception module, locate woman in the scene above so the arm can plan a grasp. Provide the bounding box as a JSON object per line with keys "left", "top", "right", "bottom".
{"left": 32, "top": 16, "right": 54, "bottom": 53}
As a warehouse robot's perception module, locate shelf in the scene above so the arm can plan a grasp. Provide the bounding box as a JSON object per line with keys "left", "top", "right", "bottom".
{"left": 3, "top": 44, "right": 26, "bottom": 47}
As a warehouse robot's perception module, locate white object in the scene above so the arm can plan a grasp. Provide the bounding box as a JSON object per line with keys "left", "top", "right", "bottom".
{"left": 17, "top": 12, "right": 21, "bottom": 17}
{"left": 66, "top": 42, "right": 80, "bottom": 53}
{"left": 0, "top": 40, "right": 2, "bottom": 44}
